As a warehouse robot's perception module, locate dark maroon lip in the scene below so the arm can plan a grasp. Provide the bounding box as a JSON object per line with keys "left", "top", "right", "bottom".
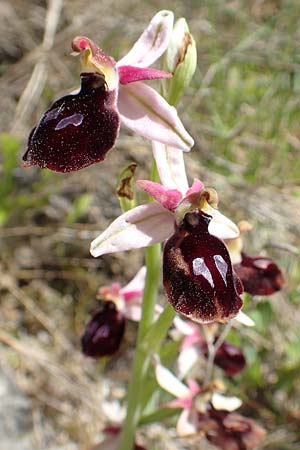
{"left": 81, "top": 301, "right": 125, "bottom": 358}
{"left": 234, "top": 253, "right": 284, "bottom": 296}
{"left": 23, "top": 72, "right": 120, "bottom": 173}
{"left": 163, "top": 210, "right": 243, "bottom": 324}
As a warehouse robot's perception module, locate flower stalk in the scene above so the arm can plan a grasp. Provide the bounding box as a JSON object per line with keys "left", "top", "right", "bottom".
{"left": 119, "top": 243, "right": 161, "bottom": 450}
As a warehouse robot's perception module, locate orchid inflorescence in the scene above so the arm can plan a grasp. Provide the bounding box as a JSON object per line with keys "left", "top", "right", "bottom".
{"left": 24, "top": 9, "right": 284, "bottom": 450}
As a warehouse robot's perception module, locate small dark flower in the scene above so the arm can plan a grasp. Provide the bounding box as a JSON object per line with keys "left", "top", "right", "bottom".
{"left": 81, "top": 301, "right": 125, "bottom": 358}
{"left": 163, "top": 210, "right": 243, "bottom": 323}
{"left": 199, "top": 407, "right": 266, "bottom": 450}
{"left": 23, "top": 72, "right": 120, "bottom": 172}
{"left": 212, "top": 340, "right": 246, "bottom": 377}
{"left": 234, "top": 253, "right": 284, "bottom": 296}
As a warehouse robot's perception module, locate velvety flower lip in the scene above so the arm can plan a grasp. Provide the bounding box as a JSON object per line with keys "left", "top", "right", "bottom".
{"left": 23, "top": 72, "right": 120, "bottom": 172}
{"left": 81, "top": 301, "right": 125, "bottom": 358}
{"left": 23, "top": 11, "right": 194, "bottom": 172}
{"left": 154, "top": 358, "right": 243, "bottom": 437}
{"left": 177, "top": 324, "right": 246, "bottom": 377}
{"left": 163, "top": 210, "right": 243, "bottom": 324}
{"left": 234, "top": 253, "right": 285, "bottom": 296}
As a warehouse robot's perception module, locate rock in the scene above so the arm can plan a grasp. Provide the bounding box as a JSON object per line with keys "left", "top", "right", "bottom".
{"left": 0, "top": 363, "right": 34, "bottom": 450}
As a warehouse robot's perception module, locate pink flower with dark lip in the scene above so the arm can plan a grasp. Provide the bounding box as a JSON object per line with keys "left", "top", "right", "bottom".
{"left": 81, "top": 301, "right": 126, "bottom": 358}
{"left": 81, "top": 267, "right": 146, "bottom": 358}
{"left": 177, "top": 323, "right": 246, "bottom": 377}
{"left": 154, "top": 358, "right": 243, "bottom": 437}
{"left": 90, "top": 154, "right": 242, "bottom": 323}
{"left": 23, "top": 11, "right": 194, "bottom": 172}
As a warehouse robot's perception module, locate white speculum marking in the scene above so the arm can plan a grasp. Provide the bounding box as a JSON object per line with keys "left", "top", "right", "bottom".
{"left": 55, "top": 113, "right": 84, "bottom": 130}
{"left": 214, "top": 254, "right": 228, "bottom": 285}
{"left": 193, "top": 257, "right": 214, "bottom": 288}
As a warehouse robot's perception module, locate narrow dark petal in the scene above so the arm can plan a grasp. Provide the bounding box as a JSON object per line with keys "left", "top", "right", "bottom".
{"left": 163, "top": 210, "right": 243, "bottom": 323}
{"left": 212, "top": 340, "right": 246, "bottom": 377}
{"left": 81, "top": 301, "right": 125, "bottom": 358}
{"left": 23, "top": 72, "right": 120, "bottom": 172}
{"left": 234, "top": 253, "right": 284, "bottom": 296}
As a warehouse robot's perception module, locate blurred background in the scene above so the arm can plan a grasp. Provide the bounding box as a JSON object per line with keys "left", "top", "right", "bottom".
{"left": 0, "top": 0, "right": 300, "bottom": 449}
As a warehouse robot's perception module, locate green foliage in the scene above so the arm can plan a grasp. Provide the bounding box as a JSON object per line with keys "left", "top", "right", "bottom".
{"left": 66, "top": 193, "right": 93, "bottom": 224}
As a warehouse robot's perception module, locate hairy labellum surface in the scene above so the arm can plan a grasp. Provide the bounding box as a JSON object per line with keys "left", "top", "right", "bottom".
{"left": 23, "top": 72, "right": 120, "bottom": 172}
{"left": 163, "top": 210, "right": 243, "bottom": 323}
{"left": 234, "top": 253, "right": 284, "bottom": 296}
{"left": 211, "top": 340, "right": 246, "bottom": 377}
{"left": 81, "top": 301, "right": 125, "bottom": 358}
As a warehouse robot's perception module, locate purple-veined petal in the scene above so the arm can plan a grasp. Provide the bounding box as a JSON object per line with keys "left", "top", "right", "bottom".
{"left": 186, "top": 178, "right": 205, "bottom": 197}
{"left": 90, "top": 203, "right": 174, "bottom": 257}
{"left": 118, "top": 66, "right": 172, "bottom": 85}
{"left": 155, "top": 358, "right": 190, "bottom": 398}
{"left": 118, "top": 82, "right": 194, "bottom": 151}
{"left": 152, "top": 141, "right": 189, "bottom": 193}
{"left": 137, "top": 180, "right": 182, "bottom": 211}
{"left": 120, "top": 266, "right": 146, "bottom": 297}
{"left": 117, "top": 10, "right": 174, "bottom": 68}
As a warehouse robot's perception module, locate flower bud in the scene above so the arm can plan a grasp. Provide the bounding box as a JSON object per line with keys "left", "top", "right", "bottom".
{"left": 165, "top": 18, "right": 197, "bottom": 106}
{"left": 81, "top": 301, "right": 125, "bottom": 358}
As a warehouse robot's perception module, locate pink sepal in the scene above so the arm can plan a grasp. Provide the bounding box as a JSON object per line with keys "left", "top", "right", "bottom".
{"left": 181, "top": 332, "right": 202, "bottom": 350}
{"left": 137, "top": 180, "right": 182, "bottom": 211}
{"left": 118, "top": 66, "right": 172, "bottom": 85}
{"left": 186, "top": 178, "right": 205, "bottom": 196}
{"left": 167, "top": 397, "right": 193, "bottom": 410}
{"left": 187, "top": 379, "right": 200, "bottom": 396}
{"left": 122, "top": 290, "right": 144, "bottom": 302}
{"left": 118, "top": 82, "right": 194, "bottom": 151}
{"left": 90, "top": 203, "right": 174, "bottom": 257}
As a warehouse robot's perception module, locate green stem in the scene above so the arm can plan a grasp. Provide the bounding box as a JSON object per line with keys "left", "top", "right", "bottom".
{"left": 203, "top": 321, "right": 233, "bottom": 386}
{"left": 119, "top": 243, "right": 161, "bottom": 450}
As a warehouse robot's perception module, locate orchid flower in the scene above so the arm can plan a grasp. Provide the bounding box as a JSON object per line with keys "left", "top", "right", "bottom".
{"left": 23, "top": 11, "right": 194, "bottom": 172}
{"left": 154, "top": 358, "right": 242, "bottom": 437}
{"left": 175, "top": 321, "right": 246, "bottom": 379}
{"left": 90, "top": 173, "right": 244, "bottom": 323}
{"left": 226, "top": 221, "right": 285, "bottom": 295}
{"left": 81, "top": 267, "right": 148, "bottom": 358}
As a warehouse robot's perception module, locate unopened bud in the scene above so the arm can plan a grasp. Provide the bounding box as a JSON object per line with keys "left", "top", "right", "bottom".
{"left": 165, "top": 18, "right": 197, "bottom": 106}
